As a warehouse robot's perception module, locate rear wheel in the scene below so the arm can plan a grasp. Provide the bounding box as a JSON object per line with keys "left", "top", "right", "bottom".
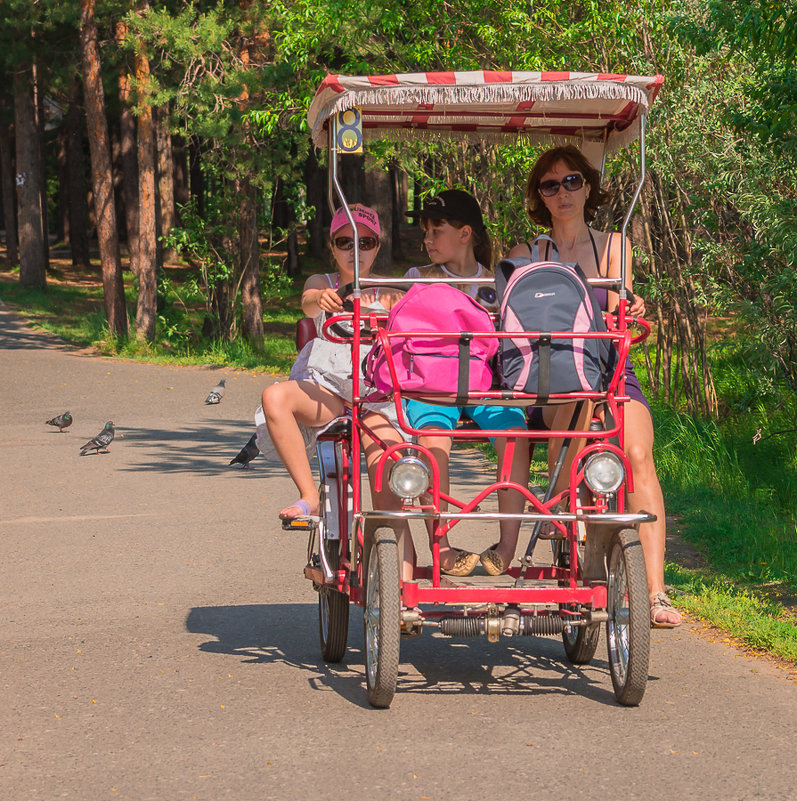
{"left": 316, "top": 482, "right": 349, "bottom": 662}
{"left": 606, "top": 528, "right": 650, "bottom": 706}
{"left": 555, "top": 540, "right": 600, "bottom": 664}
{"left": 362, "top": 527, "right": 401, "bottom": 708}
{"left": 318, "top": 586, "right": 349, "bottom": 662}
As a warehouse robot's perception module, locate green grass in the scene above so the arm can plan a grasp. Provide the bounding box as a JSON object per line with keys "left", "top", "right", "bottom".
{"left": 643, "top": 340, "right": 797, "bottom": 661}
{"left": 653, "top": 405, "right": 797, "bottom": 585}
{"left": 664, "top": 564, "right": 797, "bottom": 662}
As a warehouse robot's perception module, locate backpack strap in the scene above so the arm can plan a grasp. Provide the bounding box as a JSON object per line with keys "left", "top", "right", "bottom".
{"left": 528, "top": 234, "right": 559, "bottom": 263}
{"left": 457, "top": 333, "right": 473, "bottom": 405}
{"left": 537, "top": 333, "right": 551, "bottom": 403}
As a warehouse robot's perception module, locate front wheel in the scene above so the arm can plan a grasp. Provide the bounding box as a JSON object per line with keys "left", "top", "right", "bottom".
{"left": 362, "top": 527, "right": 401, "bottom": 708}
{"left": 606, "top": 528, "right": 650, "bottom": 706}
{"left": 318, "top": 586, "right": 349, "bottom": 662}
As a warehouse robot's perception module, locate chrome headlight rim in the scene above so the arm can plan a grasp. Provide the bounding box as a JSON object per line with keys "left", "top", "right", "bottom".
{"left": 387, "top": 456, "right": 430, "bottom": 500}
{"left": 583, "top": 451, "right": 625, "bottom": 495}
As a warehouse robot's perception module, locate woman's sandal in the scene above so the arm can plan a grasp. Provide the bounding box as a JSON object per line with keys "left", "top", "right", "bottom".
{"left": 440, "top": 549, "right": 480, "bottom": 577}
{"left": 480, "top": 544, "right": 508, "bottom": 576}
{"left": 650, "top": 591, "right": 683, "bottom": 628}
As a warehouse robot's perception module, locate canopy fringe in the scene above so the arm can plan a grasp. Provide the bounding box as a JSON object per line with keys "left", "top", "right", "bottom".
{"left": 310, "top": 81, "right": 649, "bottom": 149}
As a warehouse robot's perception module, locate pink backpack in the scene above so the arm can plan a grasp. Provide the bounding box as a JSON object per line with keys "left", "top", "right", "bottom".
{"left": 364, "top": 283, "right": 497, "bottom": 403}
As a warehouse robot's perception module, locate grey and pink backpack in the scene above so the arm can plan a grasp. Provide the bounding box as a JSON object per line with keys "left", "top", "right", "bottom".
{"left": 364, "top": 282, "right": 497, "bottom": 403}
{"left": 495, "top": 250, "right": 616, "bottom": 402}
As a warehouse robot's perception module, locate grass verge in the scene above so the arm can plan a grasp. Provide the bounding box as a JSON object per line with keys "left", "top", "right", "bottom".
{"left": 0, "top": 267, "right": 301, "bottom": 374}
{"left": 664, "top": 564, "right": 797, "bottom": 663}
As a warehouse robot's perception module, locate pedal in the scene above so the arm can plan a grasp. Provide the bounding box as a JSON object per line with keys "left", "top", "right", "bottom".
{"left": 281, "top": 516, "right": 320, "bottom": 532}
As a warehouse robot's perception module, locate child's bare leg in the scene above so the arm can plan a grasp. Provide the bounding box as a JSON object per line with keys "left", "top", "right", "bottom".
{"left": 361, "top": 411, "right": 416, "bottom": 583}
{"left": 490, "top": 433, "right": 530, "bottom": 568}
{"left": 261, "top": 380, "right": 345, "bottom": 518}
{"left": 416, "top": 433, "right": 474, "bottom": 572}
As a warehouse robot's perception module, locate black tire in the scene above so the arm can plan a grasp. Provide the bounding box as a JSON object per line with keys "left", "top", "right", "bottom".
{"left": 362, "top": 527, "right": 401, "bottom": 708}
{"left": 318, "top": 586, "right": 349, "bottom": 663}
{"left": 555, "top": 541, "right": 600, "bottom": 664}
{"left": 316, "top": 481, "right": 349, "bottom": 662}
{"left": 606, "top": 528, "right": 650, "bottom": 706}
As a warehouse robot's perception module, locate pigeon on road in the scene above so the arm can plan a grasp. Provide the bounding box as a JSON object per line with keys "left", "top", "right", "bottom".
{"left": 229, "top": 433, "right": 260, "bottom": 468}
{"left": 205, "top": 378, "right": 226, "bottom": 404}
{"left": 79, "top": 421, "right": 115, "bottom": 455}
{"left": 46, "top": 411, "right": 73, "bottom": 432}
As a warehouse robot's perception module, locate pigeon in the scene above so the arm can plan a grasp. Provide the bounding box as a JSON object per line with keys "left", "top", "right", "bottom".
{"left": 46, "top": 411, "right": 73, "bottom": 432}
{"left": 229, "top": 433, "right": 259, "bottom": 468}
{"left": 79, "top": 421, "right": 115, "bottom": 455}
{"left": 205, "top": 377, "right": 226, "bottom": 404}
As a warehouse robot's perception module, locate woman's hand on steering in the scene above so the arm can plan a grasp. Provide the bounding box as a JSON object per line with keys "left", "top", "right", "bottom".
{"left": 627, "top": 292, "right": 646, "bottom": 318}
{"left": 316, "top": 286, "right": 345, "bottom": 314}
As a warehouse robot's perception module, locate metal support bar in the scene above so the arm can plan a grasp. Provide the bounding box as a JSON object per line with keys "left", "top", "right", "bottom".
{"left": 619, "top": 114, "right": 646, "bottom": 305}
{"left": 327, "top": 119, "right": 360, "bottom": 292}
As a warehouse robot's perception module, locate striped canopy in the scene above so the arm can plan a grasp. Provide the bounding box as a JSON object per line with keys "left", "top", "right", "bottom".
{"left": 307, "top": 70, "right": 664, "bottom": 153}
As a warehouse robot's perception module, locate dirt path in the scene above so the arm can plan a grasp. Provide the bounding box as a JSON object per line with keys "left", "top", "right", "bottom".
{"left": 1, "top": 304, "right": 795, "bottom": 801}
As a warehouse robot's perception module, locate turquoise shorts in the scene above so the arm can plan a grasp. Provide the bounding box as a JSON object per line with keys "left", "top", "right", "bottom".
{"left": 404, "top": 399, "right": 527, "bottom": 432}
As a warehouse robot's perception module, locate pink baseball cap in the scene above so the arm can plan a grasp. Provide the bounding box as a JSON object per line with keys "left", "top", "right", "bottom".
{"left": 329, "top": 203, "right": 381, "bottom": 238}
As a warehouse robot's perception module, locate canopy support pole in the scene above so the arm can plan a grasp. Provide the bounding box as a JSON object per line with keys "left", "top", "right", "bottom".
{"left": 327, "top": 119, "right": 360, "bottom": 291}
{"left": 619, "top": 114, "right": 646, "bottom": 309}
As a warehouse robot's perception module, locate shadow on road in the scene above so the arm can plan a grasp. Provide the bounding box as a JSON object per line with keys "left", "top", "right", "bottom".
{"left": 0, "top": 306, "right": 88, "bottom": 352}
{"left": 186, "top": 602, "right": 625, "bottom": 708}
{"left": 118, "top": 419, "right": 285, "bottom": 477}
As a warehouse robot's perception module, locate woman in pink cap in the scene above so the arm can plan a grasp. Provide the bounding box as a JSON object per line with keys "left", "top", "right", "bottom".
{"left": 258, "top": 204, "right": 415, "bottom": 575}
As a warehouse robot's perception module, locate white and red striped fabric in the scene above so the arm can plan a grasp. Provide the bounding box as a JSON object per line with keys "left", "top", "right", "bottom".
{"left": 307, "top": 70, "right": 664, "bottom": 152}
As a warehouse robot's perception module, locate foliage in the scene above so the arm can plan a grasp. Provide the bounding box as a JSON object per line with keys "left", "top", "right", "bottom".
{"left": 669, "top": 0, "right": 797, "bottom": 394}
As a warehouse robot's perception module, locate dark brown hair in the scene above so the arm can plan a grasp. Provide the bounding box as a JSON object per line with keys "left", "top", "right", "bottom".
{"left": 525, "top": 145, "right": 609, "bottom": 228}
{"left": 420, "top": 216, "right": 493, "bottom": 269}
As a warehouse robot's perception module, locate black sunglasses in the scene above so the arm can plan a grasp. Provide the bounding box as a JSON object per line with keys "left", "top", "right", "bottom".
{"left": 538, "top": 173, "right": 584, "bottom": 197}
{"left": 333, "top": 236, "right": 378, "bottom": 251}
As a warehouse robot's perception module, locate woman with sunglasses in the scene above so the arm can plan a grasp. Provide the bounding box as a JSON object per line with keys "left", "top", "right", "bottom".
{"left": 403, "top": 190, "right": 530, "bottom": 577}
{"left": 508, "top": 145, "right": 682, "bottom": 628}
{"left": 259, "top": 204, "right": 415, "bottom": 578}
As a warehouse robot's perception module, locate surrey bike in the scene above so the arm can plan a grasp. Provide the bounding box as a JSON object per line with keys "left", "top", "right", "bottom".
{"left": 286, "top": 69, "right": 663, "bottom": 707}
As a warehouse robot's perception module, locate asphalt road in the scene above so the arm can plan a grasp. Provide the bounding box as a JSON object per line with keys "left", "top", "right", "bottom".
{"left": 1, "top": 303, "right": 795, "bottom": 801}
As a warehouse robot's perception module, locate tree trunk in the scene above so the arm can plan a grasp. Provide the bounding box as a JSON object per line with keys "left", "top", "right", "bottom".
{"left": 56, "top": 127, "right": 68, "bottom": 244}
{"left": 156, "top": 105, "right": 175, "bottom": 261}
{"left": 389, "top": 160, "right": 405, "bottom": 261}
{"left": 303, "top": 147, "right": 326, "bottom": 259}
{"left": 188, "top": 135, "right": 204, "bottom": 218}
{"left": 34, "top": 63, "right": 50, "bottom": 270}
{"left": 80, "top": 0, "right": 128, "bottom": 335}
{"left": 172, "top": 135, "right": 189, "bottom": 208}
{"left": 117, "top": 57, "right": 139, "bottom": 275}
{"left": 365, "top": 166, "right": 392, "bottom": 273}
{"left": 13, "top": 63, "right": 46, "bottom": 288}
{"left": 65, "top": 77, "right": 90, "bottom": 267}
{"left": 239, "top": 177, "right": 264, "bottom": 348}
{"left": 0, "top": 114, "right": 19, "bottom": 264}
{"left": 272, "top": 179, "right": 299, "bottom": 277}
{"left": 134, "top": 39, "right": 157, "bottom": 341}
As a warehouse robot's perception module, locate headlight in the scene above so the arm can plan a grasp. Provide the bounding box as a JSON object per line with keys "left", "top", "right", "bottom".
{"left": 388, "top": 456, "right": 430, "bottom": 500}
{"left": 583, "top": 452, "right": 624, "bottom": 495}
